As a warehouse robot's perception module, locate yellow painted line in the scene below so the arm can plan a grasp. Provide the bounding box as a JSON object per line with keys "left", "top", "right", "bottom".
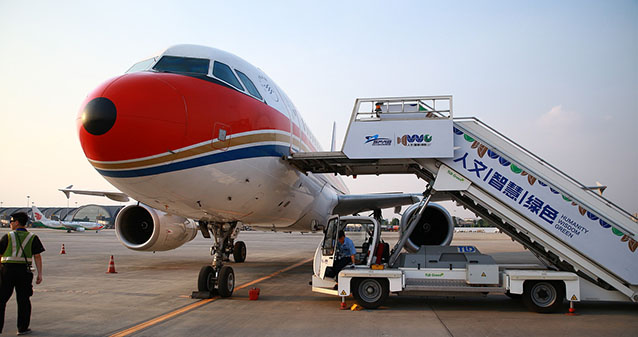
{"left": 109, "top": 258, "right": 312, "bottom": 337}
{"left": 234, "top": 258, "right": 311, "bottom": 291}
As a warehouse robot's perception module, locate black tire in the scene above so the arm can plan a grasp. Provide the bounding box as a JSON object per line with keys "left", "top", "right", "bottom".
{"left": 217, "top": 266, "right": 235, "bottom": 298}
{"left": 522, "top": 281, "right": 565, "bottom": 313}
{"left": 197, "top": 266, "right": 216, "bottom": 292}
{"left": 352, "top": 278, "right": 389, "bottom": 309}
{"left": 233, "top": 241, "right": 247, "bottom": 263}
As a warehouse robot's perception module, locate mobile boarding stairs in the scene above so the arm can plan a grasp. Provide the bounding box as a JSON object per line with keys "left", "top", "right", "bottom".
{"left": 286, "top": 96, "right": 637, "bottom": 309}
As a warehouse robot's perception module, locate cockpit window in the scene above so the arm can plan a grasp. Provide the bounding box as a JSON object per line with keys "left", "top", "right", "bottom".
{"left": 236, "top": 70, "right": 263, "bottom": 100}
{"left": 213, "top": 61, "right": 244, "bottom": 91}
{"left": 153, "top": 56, "right": 210, "bottom": 75}
{"left": 126, "top": 57, "right": 157, "bottom": 73}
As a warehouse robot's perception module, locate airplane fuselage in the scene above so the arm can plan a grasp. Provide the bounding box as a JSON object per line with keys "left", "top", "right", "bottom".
{"left": 33, "top": 220, "right": 104, "bottom": 231}
{"left": 78, "top": 45, "right": 347, "bottom": 230}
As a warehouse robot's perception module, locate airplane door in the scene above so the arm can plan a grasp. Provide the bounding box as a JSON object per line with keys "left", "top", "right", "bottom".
{"left": 289, "top": 108, "right": 301, "bottom": 154}
{"left": 319, "top": 216, "right": 339, "bottom": 279}
{"left": 257, "top": 75, "right": 297, "bottom": 152}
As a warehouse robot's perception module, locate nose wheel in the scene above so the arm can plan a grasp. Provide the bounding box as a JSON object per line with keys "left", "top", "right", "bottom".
{"left": 197, "top": 266, "right": 217, "bottom": 293}
{"left": 196, "top": 265, "right": 235, "bottom": 298}
{"left": 192, "top": 221, "right": 241, "bottom": 299}
{"left": 217, "top": 265, "right": 235, "bottom": 297}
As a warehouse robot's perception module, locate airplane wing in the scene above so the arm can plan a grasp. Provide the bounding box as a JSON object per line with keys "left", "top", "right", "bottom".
{"left": 59, "top": 185, "right": 130, "bottom": 202}
{"left": 333, "top": 193, "right": 420, "bottom": 215}
{"left": 332, "top": 191, "right": 452, "bottom": 215}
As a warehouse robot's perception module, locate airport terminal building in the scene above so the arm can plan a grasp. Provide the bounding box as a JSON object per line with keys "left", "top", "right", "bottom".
{"left": 0, "top": 205, "right": 123, "bottom": 228}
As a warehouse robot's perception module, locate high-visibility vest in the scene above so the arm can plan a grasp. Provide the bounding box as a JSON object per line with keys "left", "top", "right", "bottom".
{"left": 1, "top": 231, "right": 36, "bottom": 264}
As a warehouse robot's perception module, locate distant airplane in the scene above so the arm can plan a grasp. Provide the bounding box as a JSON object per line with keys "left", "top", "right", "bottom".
{"left": 31, "top": 206, "right": 104, "bottom": 232}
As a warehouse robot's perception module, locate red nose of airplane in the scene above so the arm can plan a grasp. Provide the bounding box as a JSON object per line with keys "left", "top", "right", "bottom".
{"left": 78, "top": 72, "right": 187, "bottom": 162}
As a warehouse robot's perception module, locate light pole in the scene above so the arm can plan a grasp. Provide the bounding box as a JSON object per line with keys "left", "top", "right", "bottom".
{"left": 27, "top": 196, "right": 30, "bottom": 208}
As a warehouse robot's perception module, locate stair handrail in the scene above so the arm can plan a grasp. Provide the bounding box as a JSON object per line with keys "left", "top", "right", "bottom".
{"left": 453, "top": 116, "right": 635, "bottom": 222}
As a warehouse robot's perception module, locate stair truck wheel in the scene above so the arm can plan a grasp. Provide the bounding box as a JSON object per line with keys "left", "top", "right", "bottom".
{"left": 233, "top": 241, "right": 247, "bottom": 263}
{"left": 522, "top": 281, "right": 565, "bottom": 313}
{"left": 352, "top": 278, "right": 389, "bottom": 309}
{"left": 217, "top": 265, "right": 235, "bottom": 298}
{"left": 197, "top": 266, "right": 216, "bottom": 292}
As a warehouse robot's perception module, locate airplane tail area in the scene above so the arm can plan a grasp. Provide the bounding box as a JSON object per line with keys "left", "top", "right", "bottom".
{"left": 31, "top": 205, "right": 49, "bottom": 222}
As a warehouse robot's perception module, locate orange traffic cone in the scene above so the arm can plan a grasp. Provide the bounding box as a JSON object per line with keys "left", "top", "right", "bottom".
{"left": 59, "top": 244, "right": 66, "bottom": 254}
{"left": 106, "top": 255, "right": 117, "bottom": 274}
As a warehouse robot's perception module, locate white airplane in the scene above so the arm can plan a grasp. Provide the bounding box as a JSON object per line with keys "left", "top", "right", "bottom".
{"left": 31, "top": 206, "right": 104, "bottom": 232}
{"left": 71, "top": 45, "right": 453, "bottom": 297}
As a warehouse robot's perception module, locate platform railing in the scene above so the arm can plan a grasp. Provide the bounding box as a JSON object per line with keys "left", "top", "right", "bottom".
{"left": 351, "top": 96, "right": 453, "bottom": 122}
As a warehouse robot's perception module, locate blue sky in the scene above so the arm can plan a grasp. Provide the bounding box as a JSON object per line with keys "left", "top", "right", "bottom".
{"left": 0, "top": 1, "right": 636, "bottom": 216}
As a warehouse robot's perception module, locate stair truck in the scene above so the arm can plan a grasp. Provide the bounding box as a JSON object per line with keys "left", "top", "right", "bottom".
{"left": 294, "top": 96, "right": 637, "bottom": 312}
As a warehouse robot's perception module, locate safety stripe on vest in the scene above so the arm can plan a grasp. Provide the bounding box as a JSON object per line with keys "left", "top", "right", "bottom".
{"left": 1, "top": 232, "right": 34, "bottom": 263}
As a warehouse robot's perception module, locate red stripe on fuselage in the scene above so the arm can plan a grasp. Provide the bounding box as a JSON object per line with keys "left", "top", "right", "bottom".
{"left": 78, "top": 72, "right": 293, "bottom": 162}
{"left": 301, "top": 133, "right": 317, "bottom": 152}
{"left": 290, "top": 123, "right": 318, "bottom": 152}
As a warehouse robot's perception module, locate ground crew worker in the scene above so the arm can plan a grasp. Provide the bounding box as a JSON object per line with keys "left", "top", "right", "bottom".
{"left": 0, "top": 212, "right": 45, "bottom": 335}
{"left": 331, "top": 230, "right": 356, "bottom": 283}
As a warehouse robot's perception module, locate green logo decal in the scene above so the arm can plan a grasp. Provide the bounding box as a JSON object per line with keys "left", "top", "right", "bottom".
{"left": 447, "top": 169, "right": 465, "bottom": 182}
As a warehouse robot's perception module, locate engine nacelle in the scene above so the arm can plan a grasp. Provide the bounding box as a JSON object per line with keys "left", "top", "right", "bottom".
{"left": 400, "top": 203, "right": 454, "bottom": 252}
{"left": 76, "top": 227, "right": 85, "bottom": 232}
{"left": 115, "top": 204, "right": 198, "bottom": 251}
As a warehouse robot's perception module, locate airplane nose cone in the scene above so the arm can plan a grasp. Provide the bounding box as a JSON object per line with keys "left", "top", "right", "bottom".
{"left": 78, "top": 72, "right": 187, "bottom": 162}
{"left": 82, "top": 97, "right": 117, "bottom": 135}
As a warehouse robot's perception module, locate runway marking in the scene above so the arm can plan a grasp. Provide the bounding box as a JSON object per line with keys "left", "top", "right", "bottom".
{"left": 109, "top": 258, "right": 312, "bottom": 337}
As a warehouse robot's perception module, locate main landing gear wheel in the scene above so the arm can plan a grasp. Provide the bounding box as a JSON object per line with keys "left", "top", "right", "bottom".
{"left": 522, "top": 281, "right": 565, "bottom": 313}
{"left": 233, "top": 241, "right": 246, "bottom": 263}
{"left": 197, "top": 266, "right": 216, "bottom": 293}
{"left": 217, "top": 265, "right": 235, "bottom": 298}
{"left": 352, "top": 278, "right": 389, "bottom": 309}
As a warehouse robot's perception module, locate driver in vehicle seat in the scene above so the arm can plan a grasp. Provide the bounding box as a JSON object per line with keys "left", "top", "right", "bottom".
{"left": 333, "top": 230, "right": 356, "bottom": 280}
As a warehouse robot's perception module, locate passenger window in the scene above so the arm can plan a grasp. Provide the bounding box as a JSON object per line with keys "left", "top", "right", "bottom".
{"left": 153, "top": 56, "right": 210, "bottom": 75}
{"left": 236, "top": 70, "right": 263, "bottom": 100}
{"left": 213, "top": 61, "right": 244, "bottom": 91}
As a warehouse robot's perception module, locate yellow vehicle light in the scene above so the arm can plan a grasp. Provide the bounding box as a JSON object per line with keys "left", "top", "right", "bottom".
{"left": 371, "top": 264, "right": 385, "bottom": 270}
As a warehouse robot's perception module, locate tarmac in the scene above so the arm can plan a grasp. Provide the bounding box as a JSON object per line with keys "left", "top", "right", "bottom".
{"left": 0, "top": 229, "right": 635, "bottom": 337}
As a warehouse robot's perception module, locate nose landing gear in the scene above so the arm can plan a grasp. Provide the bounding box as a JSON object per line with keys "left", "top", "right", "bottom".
{"left": 191, "top": 221, "right": 245, "bottom": 299}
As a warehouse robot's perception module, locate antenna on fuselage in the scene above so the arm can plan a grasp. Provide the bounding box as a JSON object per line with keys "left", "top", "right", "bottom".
{"left": 330, "top": 122, "right": 336, "bottom": 152}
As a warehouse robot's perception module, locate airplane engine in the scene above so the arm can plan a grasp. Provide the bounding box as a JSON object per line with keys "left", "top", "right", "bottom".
{"left": 115, "top": 204, "right": 198, "bottom": 251}
{"left": 400, "top": 203, "right": 454, "bottom": 252}
{"left": 76, "top": 227, "right": 85, "bottom": 232}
